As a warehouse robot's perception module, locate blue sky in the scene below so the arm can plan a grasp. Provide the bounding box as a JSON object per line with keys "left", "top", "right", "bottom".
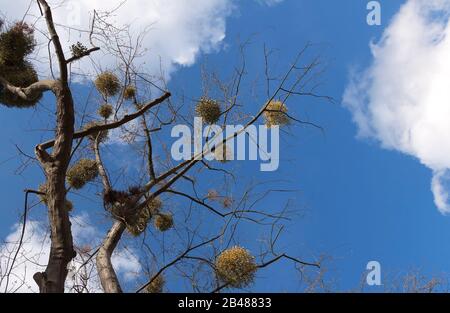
{"left": 2, "top": 0, "right": 450, "bottom": 292}
{"left": 170, "top": 0, "right": 450, "bottom": 291}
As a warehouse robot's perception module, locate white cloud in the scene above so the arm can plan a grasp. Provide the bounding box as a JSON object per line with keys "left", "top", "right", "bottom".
{"left": 431, "top": 170, "right": 450, "bottom": 212}
{"left": 0, "top": 0, "right": 234, "bottom": 78}
{"left": 256, "top": 0, "right": 284, "bottom": 6}
{"left": 343, "top": 0, "right": 450, "bottom": 214}
{"left": 111, "top": 249, "right": 141, "bottom": 282}
{"left": 0, "top": 220, "right": 50, "bottom": 293}
{"left": 0, "top": 0, "right": 282, "bottom": 80}
{"left": 0, "top": 213, "right": 142, "bottom": 293}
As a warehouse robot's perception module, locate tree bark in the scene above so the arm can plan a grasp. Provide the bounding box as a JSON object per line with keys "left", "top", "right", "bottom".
{"left": 33, "top": 83, "right": 76, "bottom": 293}
{"left": 30, "top": 1, "right": 77, "bottom": 293}
{"left": 96, "top": 221, "right": 126, "bottom": 293}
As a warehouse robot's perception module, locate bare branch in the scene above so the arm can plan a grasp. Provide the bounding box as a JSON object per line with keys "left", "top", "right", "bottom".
{"left": 66, "top": 47, "right": 100, "bottom": 64}
{"left": 38, "top": 92, "right": 171, "bottom": 150}
{"left": 0, "top": 77, "right": 55, "bottom": 102}
{"left": 37, "top": 0, "right": 68, "bottom": 82}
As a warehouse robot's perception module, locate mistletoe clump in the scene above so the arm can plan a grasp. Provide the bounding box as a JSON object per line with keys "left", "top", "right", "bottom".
{"left": 0, "top": 22, "right": 35, "bottom": 64}
{"left": 215, "top": 246, "right": 257, "bottom": 288}
{"left": 264, "top": 100, "right": 290, "bottom": 128}
{"left": 0, "top": 22, "right": 41, "bottom": 108}
{"left": 206, "top": 189, "right": 219, "bottom": 200}
{"left": 146, "top": 274, "right": 165, "bottom": 293}
{"left": 214, "top": 143, "right": 232, "bottom": 163}
{"left": 38, "top": 183, "right": 74, "bottom": 211}
{"left": 0, "top": 62, "right": 41, "bottom": 108}
{"left": 64, "top": 200, "right": 74, "bottom": 212}
{"left": 70, "top": 42, "right": 88, "bottom": 58}
{"left": 126, "top": 197, "right": 162, "bottom": 237}
{"left": 195, "top": 97, "right": 221, "bottom": 124}
{"left": 154, "top": 212, "right": 174, "bottom": 232}
{"left": 103, "top": 189, "right": 130, "bottom": 218}
{"left": 66, "top": 159, "right": 99, "bottom": 190}
{"left": 84, "top": 121, "right": 109, "bottom": 143}
{"left": 104, "top": 187, "right": 163, "bottom": 237}
{"left": 123, "top": 85, "right": 136, "bottom": 100}
{"left": 222, "top": 197, "right": 233, "bottom": 209}
{"left": 97, "top": 104, "right": 114, "bottom": 120}
{"left": 146, "top": 197, "right": 163, "bottom": 215}
{"left": 94, "top": 72, "right": 121, "bottom": 98}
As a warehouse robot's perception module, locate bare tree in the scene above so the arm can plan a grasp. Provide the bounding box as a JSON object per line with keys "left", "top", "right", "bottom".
{"left": 0, "top": 1, "right": 328, "bottom": 293}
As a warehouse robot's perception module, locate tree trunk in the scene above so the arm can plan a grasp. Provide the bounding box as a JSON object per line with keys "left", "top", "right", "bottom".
{"left": 96, "top": 221, "right": 126, "bottom": 293}
{"left": 33, "top": 84, "right": 76, "bottom": 293}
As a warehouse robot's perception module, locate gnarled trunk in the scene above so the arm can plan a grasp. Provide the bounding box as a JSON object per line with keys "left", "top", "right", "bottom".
{"left": 96, "top": 221, "right": 126, "bottom": 293}
{"left": 34, "top": 84, "right": 76, "bottom": 293}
